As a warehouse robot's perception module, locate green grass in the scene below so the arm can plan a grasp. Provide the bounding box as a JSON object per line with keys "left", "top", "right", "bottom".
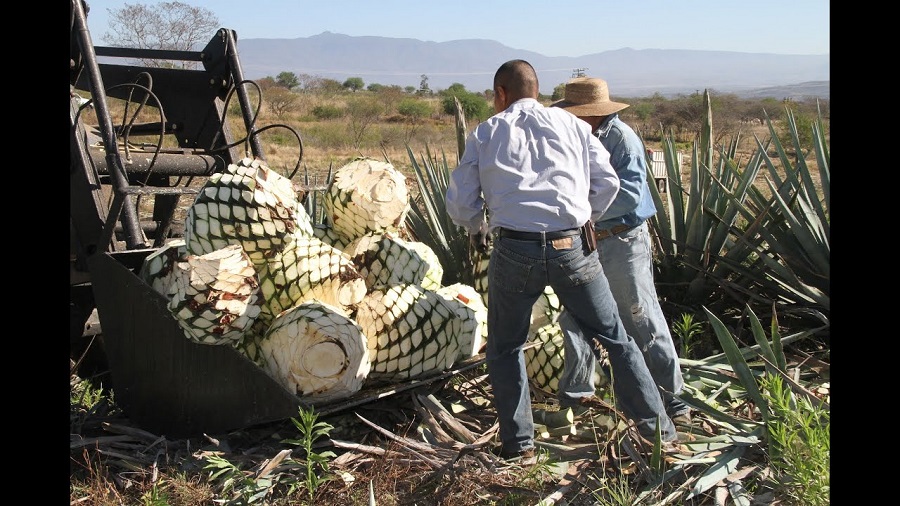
{"left": 760, "top": 374, "right": 830, "bottom": 506}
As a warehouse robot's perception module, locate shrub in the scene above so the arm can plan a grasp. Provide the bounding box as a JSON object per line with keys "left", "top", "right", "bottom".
{"left": 397, "top": 98, "right": 433, "bottom": 120}
{"left": 311, "top": 104, "right": 344, "bottom": 120}
{"left": 440, "top": 90, "right": 491, "bottom": 121}
{"left": 443, "top": 93, "right": 490, "bottom": 120}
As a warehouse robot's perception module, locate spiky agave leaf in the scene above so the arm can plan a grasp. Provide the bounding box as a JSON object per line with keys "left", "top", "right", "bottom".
{"left": 139, "top": 239, "right": 187, "bottom": 296}
{"left": 184, "top": 157, "right": 314, "bottom": 266}
{"left": 258, "top": 301, "right": 370, "bottom": 402}
{"left": 355, "top": 283, "right": 462, "bottom": 382}
{"left": 404, "top": 145, "right": 473, "bottom": 287}
{"left": 167, "top": 244, "right": 262, "bottom": 345}
{"left": 435, "top": 283, "right": 487, "bottom": 360}
{"left": 255, "top": 234, "right": 367, "bottom": 326}
{"left": 344, "top": 231, "right": 443, "bottom": 291}
{"left": 403, "top": 99, "right": 475, "bottom": 289}
{"left": 323, "top": 157, "right": 410, "bottom": 245}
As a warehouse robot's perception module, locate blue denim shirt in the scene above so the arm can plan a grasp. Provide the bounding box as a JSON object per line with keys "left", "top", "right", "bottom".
{"left": 593, "top": 114, "right": 657, "bottom": 231}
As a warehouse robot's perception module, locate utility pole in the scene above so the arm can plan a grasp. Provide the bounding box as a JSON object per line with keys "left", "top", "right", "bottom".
{"left": 571, "top": 68, "right": 588, "bottom": 78}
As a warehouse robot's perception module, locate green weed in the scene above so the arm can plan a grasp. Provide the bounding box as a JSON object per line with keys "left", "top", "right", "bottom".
{"left": 672, "top": 312, "right": 705, "bottom": 359}
{"left": 203, "top": 453, "right": 275, "bottom": 505}
{"left": 71, "top": 379, "right": 105, "bottom": 409}
{"left": 282, "top": 407, "right": 338, "bottom": 504}
{"left": 760, "top": 374, "right": 830, "bottom": 506}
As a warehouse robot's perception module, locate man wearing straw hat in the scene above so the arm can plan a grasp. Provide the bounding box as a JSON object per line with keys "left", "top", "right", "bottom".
{"left": 552, "top": 77, "right": 691, "bottom": 427}
{"left": 446, "top": 61, "right": 677, "bottom": 461}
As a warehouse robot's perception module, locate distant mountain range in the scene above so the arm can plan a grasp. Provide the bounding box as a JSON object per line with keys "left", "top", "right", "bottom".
{"left": 235, "top": 32, "right": 830, "bottom": 100}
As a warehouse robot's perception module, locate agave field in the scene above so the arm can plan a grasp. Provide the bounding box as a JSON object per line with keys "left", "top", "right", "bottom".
{"left": 70, "top": 92, "right": 829, "bottom": 505}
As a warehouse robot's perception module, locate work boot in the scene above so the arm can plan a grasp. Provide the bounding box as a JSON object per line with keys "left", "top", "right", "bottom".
{"left": 570, "top": 395, "right": 618, "bottom": 414}
{"left": 494, "top": 446, "right": 537, "bottom": 465}
{"left": 671, "top": 410, "right": 693, "bottom": 428}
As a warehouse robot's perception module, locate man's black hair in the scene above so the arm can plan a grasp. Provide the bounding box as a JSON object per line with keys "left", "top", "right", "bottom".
{"left": 494, "top": 59, "right": 539, "bottom": 100}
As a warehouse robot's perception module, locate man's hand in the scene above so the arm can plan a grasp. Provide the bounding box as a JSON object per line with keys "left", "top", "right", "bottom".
{"left": 469, "top": 222, "right": 490, "bottom": 253}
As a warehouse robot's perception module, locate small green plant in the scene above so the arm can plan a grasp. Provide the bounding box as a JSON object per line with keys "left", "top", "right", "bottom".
{"left": 70, "top": 379, "right": 105, "bottom": 409}
{"left": 140, "top": 481, "right": 170, "bottom": 506}
{"left": 672, "top": 312, "right": 704, "bottom": 359}
{"left": 586, "top": 474, "right": 636, "bottom": 506}
{"left": 282, "top": 407, "right": 337, "bottom": 503}
{"left": 203, "top": 453, "right": 274, "bottom": 505}
{"left": 760, "top": 373, "right": 830, "bottom": 506}
{"left": 514, "top": 448, "right": 557, "bottom": 489}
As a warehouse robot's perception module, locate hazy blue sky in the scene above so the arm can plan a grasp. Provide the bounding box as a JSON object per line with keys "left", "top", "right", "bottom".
{"left": 82, "top": 0, "right": 829, "bottom": 57}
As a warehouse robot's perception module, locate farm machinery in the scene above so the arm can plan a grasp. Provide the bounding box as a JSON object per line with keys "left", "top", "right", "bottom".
{"left": 70, "top": 0, "right": 493, "bottom": 439}
{"left": 69, "top": 0, "right": 317, "bottom": 436}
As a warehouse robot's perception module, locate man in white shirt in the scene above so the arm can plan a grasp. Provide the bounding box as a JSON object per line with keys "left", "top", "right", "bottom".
{"left": 446, "top": 59, "right": 676, "bottom": 461}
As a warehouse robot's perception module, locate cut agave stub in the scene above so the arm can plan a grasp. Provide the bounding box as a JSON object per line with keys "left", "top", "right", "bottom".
{"left": 258, "top": 301, "right": 371, "bottom": 402}
{"left": 256, "top": 234, "right": 367, "bottom": 326}
{"left": 435, "top": 283, "right": 487, "bottom": 360}
{"left": 531, "top": 286, "right": 561, "bottom": 331}
{"left": 525, "top": 323, "right": 566, "bottom": 393}
{"left": 473, "top": 250, "right": 490, "bottom": 307}
{"left": 524, "top": 321, "right": 609, "bottom": 394}
{"left": 323, "top": 157, "right": 410, "bottom": 244}
{"left": 355, "top": 283, "right": 462, "bottom": 382}
{"left": 167, "top": 244, "right": 262, "bottom": 345}
{"left": 184, "top": 157, "right": 314, "bottom": 266}
{"left": 139, "top": 239, "right": 187, "bottom": 296}
{"left": 344, "top": 231, "right": 444, "bottom": 291}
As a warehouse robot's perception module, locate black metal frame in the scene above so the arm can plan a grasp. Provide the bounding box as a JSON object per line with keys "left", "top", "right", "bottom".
{"left": 69, "top": 0, "right": 304, "bottom": 435}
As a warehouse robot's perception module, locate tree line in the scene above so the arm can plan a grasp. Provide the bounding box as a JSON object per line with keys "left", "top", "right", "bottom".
{"left": 251, "top": 70, "right": 828, "bottom": 146}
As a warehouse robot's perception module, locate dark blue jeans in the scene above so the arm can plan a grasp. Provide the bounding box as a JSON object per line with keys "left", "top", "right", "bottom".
{"left": 558, "top": 222, "right": 689, "bottom": 417}
{"left": 487, "top": 233, "right": 676, "bottom": 455}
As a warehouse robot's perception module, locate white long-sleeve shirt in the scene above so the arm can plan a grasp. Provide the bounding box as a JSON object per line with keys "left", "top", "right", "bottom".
{"left": 446, "top": 98, "right": 619, "bottom": 234}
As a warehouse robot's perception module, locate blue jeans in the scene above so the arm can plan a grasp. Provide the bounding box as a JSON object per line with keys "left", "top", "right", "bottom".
{"left": 558, "top": 222, "right": 688, "bottom": 417}
{"left": 487, "top": 231, "right": 676, "bottom": 455}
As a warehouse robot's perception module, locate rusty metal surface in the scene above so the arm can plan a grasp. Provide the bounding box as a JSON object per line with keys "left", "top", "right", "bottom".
{"left": 88, "top": 252, "right": 302, "bottom": 437}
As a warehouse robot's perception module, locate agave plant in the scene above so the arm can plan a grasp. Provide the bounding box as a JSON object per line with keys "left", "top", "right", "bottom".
{"left": 647, "top": 90, "right": 830, "bottom": 324}
{"left": 646, "top": 90, "right": 740, "bottom": 310}
{"left": 404, "top": 97, "right": 482, "bottom": 288}
{"left": 718, "top": 105, "right": 830, "bottom": 315}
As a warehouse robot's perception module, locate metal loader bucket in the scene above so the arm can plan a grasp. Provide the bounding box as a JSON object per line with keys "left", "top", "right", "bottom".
{"left": 88, "top": 251, "right": 302, "bottom": 437}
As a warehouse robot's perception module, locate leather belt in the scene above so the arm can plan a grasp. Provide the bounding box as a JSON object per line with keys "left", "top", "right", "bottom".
{"left": 594, "top": 224, "right": 633, "bottom": 240}
{"left": 498, "top": 228, "right": 580, "bottom": 241}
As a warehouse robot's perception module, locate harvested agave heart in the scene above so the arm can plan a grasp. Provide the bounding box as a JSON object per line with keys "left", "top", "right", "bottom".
{"left": 167, "top": 244, "right": 262, "bottom": 345}
{"left": 184, "top": 157, "right": 314, "bottom": 267}
{"left": 355, "top": 283, "right": 462, "bottom": 382}
{"left": 323, "top": 157, "right": 410, "bottom": 245}
{"left": 344, "top": 230, "right": 443, "bottom": 291}
{"left": 434, "top": 283, "right": 487, "bottom": 361}
{"left": 258, "top": 300, "right": 370, "bottom": 402}
{"left": 255, "top": 233, "right": 367, "bottom": 327}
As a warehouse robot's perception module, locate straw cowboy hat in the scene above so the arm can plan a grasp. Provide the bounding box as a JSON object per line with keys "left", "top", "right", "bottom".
{"left": 551, "top": 77, "right": 629, "bottom": 116}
